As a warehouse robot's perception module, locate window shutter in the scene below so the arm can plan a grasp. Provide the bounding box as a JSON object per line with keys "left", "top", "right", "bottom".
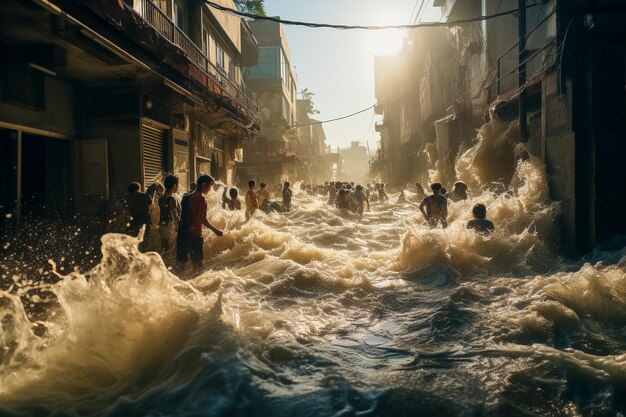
{"left": 142, "top": 122, "right": 167, "bottom": 189}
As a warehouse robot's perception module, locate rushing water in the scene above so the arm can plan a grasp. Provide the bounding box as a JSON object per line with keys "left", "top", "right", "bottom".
{"left": 1, "top": 121, "right": 626, "bottom": 417}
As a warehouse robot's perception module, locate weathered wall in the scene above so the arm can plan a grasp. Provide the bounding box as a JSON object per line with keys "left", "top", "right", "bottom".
{"left": 0, "top": 75, "right": 77, "bottom": 137}
{"left": 88, "top": 120, "right": 141, "bottom": 198}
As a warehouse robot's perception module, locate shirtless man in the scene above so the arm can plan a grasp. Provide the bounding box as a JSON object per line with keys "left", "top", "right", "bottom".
{"left": 245, "top": 179, "right": 259, "bottom": 219}
{"left": 258, "top": 182, "right": 271, "bottom": 212}
{"left": 467, "top": 203, "right": 494, "bottom": 234}
{"left": 282, "top": 181, "right": 293, "bottom": 210}
{"left": 419, "top": 183, "right": 448, "bottom": 228}
{"left": 227, "top": 187, "right": 242, "bottom": 211}
{"left": 352, "top": 184, "right": 369, "bottom": 215}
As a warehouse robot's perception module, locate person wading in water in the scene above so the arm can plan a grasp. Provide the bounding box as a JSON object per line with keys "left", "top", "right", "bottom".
{"left": 177, "top": 175, "right": 223, "bottom": 272}
{"left": 419, "top": 183, "right": 448, "bottom": 228}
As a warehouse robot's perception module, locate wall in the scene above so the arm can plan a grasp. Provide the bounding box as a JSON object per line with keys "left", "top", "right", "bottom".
{"left": 88, "top": 120, "right": 142, "bottom": 198}
{"left": 0, "top": 75, "right": 77, "bottom": 137}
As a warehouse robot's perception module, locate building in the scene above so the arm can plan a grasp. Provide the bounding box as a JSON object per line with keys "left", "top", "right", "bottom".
{"left": 0, "top": 0, "right": 260, "bottom": 234}
{"left": 375, "top": 0, "right": 626, "bottom": 255}
{"left": 374, "top": 27, "right": 454, "bottom": 186}
{"left": 296, "top": 98, "right": 331, "bottom": 184}
{"left": 236, "top": 19, "right": 300, "bottom": 185}
{"left": 338, "top": 141, "right": 369, "bottom": 182}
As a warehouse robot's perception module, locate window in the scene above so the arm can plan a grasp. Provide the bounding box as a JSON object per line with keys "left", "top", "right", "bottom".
{"left": 216, "top": 44, "right": 225, "bottom": 72}
{"left": 209, "top": 35, "right": 216, "bottom": 64}
{"left": 247, "top": 47, "right": 279, "bottom": 79}
{"left": 202, "top": 28, "right": 210, "bottom": 58}
{"left": 174, "top": 1, "right": 185, "bottom": 31}
{"left": 1, "top": 57, "right": 44, "bottom": 110}
{"left": 280, "top": 49, "right": 287, "bottom": 85}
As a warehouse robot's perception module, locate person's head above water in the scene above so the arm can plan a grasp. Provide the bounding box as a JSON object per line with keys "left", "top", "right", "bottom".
{"left": 284, "top": 181, "right": 290, "bottom": 188}
{"left": 229, "top": 187, "right": 239, "bottom": 200}
{"left": 164, "top": 175, "right": 179, "bottom": 192}
{"left": 453, "top": 181, "right": 468, "bottom": 191}
{"left": 260, "top": 182, "right": 267, "bottom": 189}
{"left": 128, "top": 182, "right": 141, "bottom": 193}
{"left": 472, "top": 203, "right": 487, "bottom": 219}
{"left": 431, "top": 183, "right": 442, "bottom": 193}
{"left": 248, "top": 179, "right": 256, "bottom": 189}
{"left": 196, "top": 175, "right": 214, "bottom": 194}
{"left": 356, "top": 184, "right": 363, "bottom": 191}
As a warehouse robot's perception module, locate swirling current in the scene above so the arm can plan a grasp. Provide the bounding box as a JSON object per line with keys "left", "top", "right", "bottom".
{"left": 1, "top": 121, "right": 626, "bottom": 417}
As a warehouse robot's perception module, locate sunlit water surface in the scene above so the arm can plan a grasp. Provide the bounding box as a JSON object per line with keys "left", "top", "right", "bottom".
{"left": 1, "top": 122, "right": 625, "bottom": 417}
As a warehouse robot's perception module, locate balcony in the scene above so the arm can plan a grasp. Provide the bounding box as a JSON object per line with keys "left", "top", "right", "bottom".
{"left": 134, "top": 0, "right": 258, "bottom": 123}
{"left": 375, "top": 121, "right": 384, "bottom": 133}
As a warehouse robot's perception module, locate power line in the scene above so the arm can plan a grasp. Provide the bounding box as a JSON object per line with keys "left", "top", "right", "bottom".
{"left": 202, "top": 1, "right": 544, "bottom": 31}
{"left": 414, "top": 0, "right": 429, "bottom": 23}
{"left": 285, "top": 104, "right": 375, "bottom": 128}
{"left": 408, "top": 0, "right": 421, "bottom": 24}
{"left": 284, "top": 84, "right": 422, "bottom": 128}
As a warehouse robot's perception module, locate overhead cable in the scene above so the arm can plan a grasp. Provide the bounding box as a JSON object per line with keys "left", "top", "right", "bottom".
{"left": 202, "top": 1, "right": 544, "bottom": 30}
{"left": 283, "top": 85, "right": 423, "bottom": 128}
{"left": 281, "top": 105, "right": 375, "bottom": 128}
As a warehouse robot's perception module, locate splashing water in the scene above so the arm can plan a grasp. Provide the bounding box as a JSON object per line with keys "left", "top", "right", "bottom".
{"left": 1, "top": 124, "right": 625, "bottom": 416}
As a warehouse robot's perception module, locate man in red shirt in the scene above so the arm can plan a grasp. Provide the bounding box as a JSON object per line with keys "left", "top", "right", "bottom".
{"left": 177, "top": 175, "right": 223, "bottom": 270}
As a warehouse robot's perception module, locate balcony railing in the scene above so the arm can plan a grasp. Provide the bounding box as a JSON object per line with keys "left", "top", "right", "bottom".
{"left": 135, "top": 0, "right": 258, "bottom": 119}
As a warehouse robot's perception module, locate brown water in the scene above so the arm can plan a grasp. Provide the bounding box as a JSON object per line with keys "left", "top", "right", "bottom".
{"left": 1, "top": 120, "right": 625, "bottom": 417}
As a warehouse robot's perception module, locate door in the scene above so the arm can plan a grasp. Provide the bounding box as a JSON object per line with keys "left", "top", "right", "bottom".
{"left": 78, "top": 140, "right": 109, "bottom": 214}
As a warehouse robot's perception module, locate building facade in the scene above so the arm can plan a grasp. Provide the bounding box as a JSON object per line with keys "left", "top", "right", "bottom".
{"left": 236, "top": 19, "right": 300, "bottom": 185}
{"left": 338, "top": 142, "right": 369, "bottom": 183}
{"left": 0, "top": 0, "right": 259, "bottom": 234}
{"left": 375, "top": 0, "right": 626, "bottom": 255}
{"left": 296, "top": 99, "right": 331, "bottom": 184}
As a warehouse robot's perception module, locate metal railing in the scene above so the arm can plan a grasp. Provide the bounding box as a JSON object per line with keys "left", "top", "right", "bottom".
{"left": 136, "top": 0, "right": 258, "bottom": 118}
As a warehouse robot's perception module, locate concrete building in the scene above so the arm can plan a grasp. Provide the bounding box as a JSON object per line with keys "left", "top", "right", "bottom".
{"left": 374, "top": 27, "right": 455, "bottom": 186}
{"left": 296, "top": 98, "right": 331, "bottom": 184}
{"left": 237, "top": 19, "right": 300, "bottom": 185}
{"left": 338, "top": 142, "right": 369, "bottom": 182}
{"left": 375, "top": 0, "right": 626, "bottom": 255}
{"left": 0, "top": 0, "right": 259, "bottom": 234}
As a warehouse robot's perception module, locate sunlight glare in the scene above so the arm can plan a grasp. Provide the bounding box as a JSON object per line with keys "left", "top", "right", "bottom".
{"left": 362, "top": 28, "right": 406, "bottom": 56}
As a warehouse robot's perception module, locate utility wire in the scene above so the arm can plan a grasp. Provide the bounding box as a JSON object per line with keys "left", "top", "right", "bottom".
{"left": 408, "top": 0, "right": 420, "bottom": 24}
{"left": 283, "top": 84, "right": 423, "bottom": 128}
{"left": 202, "top": 0, "right": 544, "bottom": 30}
{"left": 284, "top": 105, "right": 375, "bottom": 128}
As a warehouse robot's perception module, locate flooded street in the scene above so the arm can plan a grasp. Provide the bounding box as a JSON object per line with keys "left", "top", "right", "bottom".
{"left": 1, "top": 0, "right": 626, "bottom": 415}
{"left": 2, "top": 144, "right": 625, "bottom": 417}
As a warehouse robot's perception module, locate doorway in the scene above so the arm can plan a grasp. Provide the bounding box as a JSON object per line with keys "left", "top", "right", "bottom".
{"left": 0, "top": 129, "right": 71, "bottom": 228}
{"left": 0, "top": 129, "right": 18, "bottom": 234}
{"left": 20, "top": 133, "right": 70, "bottom": 219}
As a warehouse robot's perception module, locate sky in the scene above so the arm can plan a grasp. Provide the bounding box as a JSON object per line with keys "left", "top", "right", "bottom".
{"left": 263, "top": 0, "right": 441, "bottom": 152}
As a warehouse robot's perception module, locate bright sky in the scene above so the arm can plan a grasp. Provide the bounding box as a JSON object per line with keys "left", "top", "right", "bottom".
{"left": 263, "top": 0, "right": 441, "bottom": 152}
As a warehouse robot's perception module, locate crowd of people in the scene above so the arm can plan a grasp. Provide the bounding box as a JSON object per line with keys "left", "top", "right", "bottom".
{"left": 118, "top": 175, "right": 495, "bottom": 272}
{"left": 296, "top": 180, "right": 494, "bottom": 235}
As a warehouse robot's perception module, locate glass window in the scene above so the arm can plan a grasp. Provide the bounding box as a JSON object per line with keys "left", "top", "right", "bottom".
{"left": 247, "top": 47, "right": 279, "bottom": 79}
{"left": 174, "top": 2, "right": 185, "bottom": 31}
{"left": 216, "top": 44, "right": 225, "bottom": 71}
{"left": 202, "top": 28, "right": 210, "bottom": 58}
{"left": 280, "top": 49, "right": 288, "bottom": 85}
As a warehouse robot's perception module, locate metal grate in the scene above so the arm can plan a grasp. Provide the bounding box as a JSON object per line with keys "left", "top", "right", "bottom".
{"left": 142, "top": 123, "right": 167, "bottom": 188}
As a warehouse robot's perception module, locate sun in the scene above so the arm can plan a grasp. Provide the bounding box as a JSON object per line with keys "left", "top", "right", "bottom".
{"left": 363, "top": 28, "right": 407, "bottom": 56}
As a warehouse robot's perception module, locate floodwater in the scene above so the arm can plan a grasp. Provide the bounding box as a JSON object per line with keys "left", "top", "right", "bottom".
{"left": 1, "top": 120, "right": 626, "bottom": 417}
